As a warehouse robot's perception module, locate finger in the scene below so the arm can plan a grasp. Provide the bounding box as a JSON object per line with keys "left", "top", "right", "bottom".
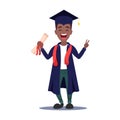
{"left": 39, "top": 49, "right": 41, "bottom": 55}
{"left": 86, "top": 39, "right": 88, "bottom": 43}
{"left": 86, "top": 39, "right": 90, "bottom": 43}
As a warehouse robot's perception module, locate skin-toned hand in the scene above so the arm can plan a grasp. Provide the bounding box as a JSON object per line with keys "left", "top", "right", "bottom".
{"left": 84, "top": 39, "right": 90, "bottom": 48}
{"left": 36, "top": 41, "right": 43, "bottom": 55}
{"left": 37, "top": 41, "right": 43, "bottom": 48}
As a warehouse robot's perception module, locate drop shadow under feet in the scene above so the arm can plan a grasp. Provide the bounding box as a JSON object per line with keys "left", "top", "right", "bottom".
{"left": 40, "top": 106, "right": 87, "bottom": 110}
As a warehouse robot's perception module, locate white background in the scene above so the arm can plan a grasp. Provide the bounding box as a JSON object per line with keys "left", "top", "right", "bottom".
{"left": 0, "top": 0, "right": 120, "bottom": 120}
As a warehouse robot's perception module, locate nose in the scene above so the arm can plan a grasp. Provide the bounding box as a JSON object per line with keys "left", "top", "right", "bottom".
{"left": 62, "top": 29, "right": 67, "bottom": 34}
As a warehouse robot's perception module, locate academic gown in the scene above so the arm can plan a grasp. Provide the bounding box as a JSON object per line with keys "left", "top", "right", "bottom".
{"left": 41, "top": 42, "right": 86, "bottom": 95}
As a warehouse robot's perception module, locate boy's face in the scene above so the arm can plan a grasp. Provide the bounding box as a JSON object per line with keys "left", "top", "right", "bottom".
{"left": 55, "top": 24, "right": 72, "bottom": 42}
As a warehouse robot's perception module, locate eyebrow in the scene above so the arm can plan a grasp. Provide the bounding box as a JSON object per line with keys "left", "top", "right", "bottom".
{"left": 65, "top": 26, "right": 70, "bottom": 28}
{"left": 57, "top": 26, "right": 62, "bottom": 28}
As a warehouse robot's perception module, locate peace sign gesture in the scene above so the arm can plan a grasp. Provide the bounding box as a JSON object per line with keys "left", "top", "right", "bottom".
{"left": 84, "top": 39, "right": 90, "bottom": 48}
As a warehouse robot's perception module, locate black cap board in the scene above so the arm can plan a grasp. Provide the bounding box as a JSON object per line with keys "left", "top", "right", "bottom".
{"left": 50, "top": 10, "right": 78, "bottom": 25}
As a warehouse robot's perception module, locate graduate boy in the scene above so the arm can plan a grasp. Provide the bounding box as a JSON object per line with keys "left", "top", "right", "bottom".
{"left": 37, "top": 10, "right": 89, "bottom": 109}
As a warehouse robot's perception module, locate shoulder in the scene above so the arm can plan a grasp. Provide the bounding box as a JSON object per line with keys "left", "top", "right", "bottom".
{"left": 68, "top": 43, "right": 76, "bottom": 50}
{"left": 67, "top": 42, "right": 75, "bottom": 48}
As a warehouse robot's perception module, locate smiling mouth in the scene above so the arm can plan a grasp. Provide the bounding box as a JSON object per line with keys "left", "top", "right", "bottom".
{"left": 60, "top": 33, "right": 67, "bottom": 39}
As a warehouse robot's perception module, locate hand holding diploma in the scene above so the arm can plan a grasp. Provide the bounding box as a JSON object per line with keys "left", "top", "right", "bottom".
{"left": 31, "top": 33, "right": 48, "bottom": 55}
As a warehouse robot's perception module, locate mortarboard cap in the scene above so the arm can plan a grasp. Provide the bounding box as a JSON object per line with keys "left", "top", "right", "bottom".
{"left": 50, "top": 10, "right": 78, "bottom": 25}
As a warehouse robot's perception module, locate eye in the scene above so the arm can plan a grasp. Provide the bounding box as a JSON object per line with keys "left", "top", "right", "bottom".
{"left": 66, "top": 29, "right": 69, "bottom": 31}
{"left": 58, "top": 29, "right": 62, "bottom": 31}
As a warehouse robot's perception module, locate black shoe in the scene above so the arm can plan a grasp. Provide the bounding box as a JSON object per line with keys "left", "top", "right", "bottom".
{"left": 66, "top": 103, "right": 74, "bottom": 109}
{"left": 53, "top": 103, "right": 64, "bottom": 109}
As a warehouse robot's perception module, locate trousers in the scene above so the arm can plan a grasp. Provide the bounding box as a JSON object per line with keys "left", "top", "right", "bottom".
{"left": 56, "top": 69, "right": 72, "bottom": 104}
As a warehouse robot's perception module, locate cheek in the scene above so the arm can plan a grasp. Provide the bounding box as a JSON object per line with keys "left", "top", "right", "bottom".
{"left": 67, "top": 30, "right": 72, "bottom": 35}
{"left": 55, "top": 30, "right": 57, "bottom": 35}
{"left": 56, "top": 31, "right": 61, "bottom": 36}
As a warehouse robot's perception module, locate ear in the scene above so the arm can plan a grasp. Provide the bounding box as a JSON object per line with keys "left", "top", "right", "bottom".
{"left": 55, "top": 30, "right": 57, "bottom": 35}
{"left": 70, "top": 30, "right": 72, "bottom": 35}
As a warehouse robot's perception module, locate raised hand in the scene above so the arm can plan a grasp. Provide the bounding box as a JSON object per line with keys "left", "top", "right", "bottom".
{"left": 84, "top": 39, "right": 90, "bottom": 48}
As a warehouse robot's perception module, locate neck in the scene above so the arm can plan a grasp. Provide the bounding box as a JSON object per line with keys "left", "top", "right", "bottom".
{"left": 61, "top": 41, "right": 67, "bottom": 46}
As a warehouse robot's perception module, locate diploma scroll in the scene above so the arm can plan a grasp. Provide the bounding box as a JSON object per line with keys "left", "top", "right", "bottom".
{"left": 31, "top": 33, "right": 48, "bottom": 55}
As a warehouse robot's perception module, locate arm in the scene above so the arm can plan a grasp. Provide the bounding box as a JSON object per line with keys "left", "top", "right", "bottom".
{"left": 41, "top": 47, "right": 54, "bottom": 59}
{"left": 72, "top": 46, "right": 86, "bottom": 59}
{"left": 37, "top": 41, "right": 54, "bottom": 59}
{"left": 72, "top": 40, "right": 89, "bottom": 59}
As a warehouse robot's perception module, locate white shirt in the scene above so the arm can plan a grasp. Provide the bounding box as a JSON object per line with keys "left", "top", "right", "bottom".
{"left": 60, "top": 44, "right": 67, "bottom": 69}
